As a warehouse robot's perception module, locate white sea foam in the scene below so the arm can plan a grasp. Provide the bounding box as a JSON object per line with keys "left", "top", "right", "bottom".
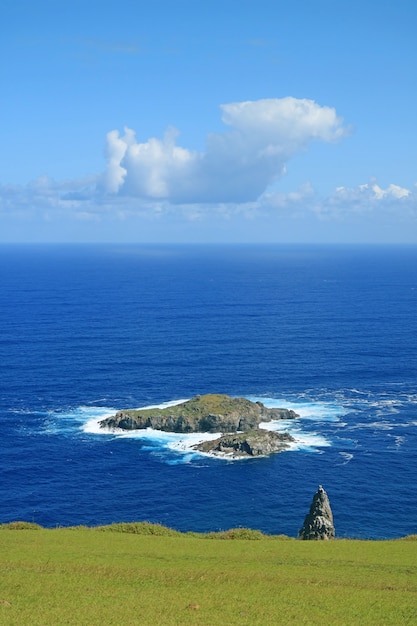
{"left": 388, "top": 435, "right": 405, "bottom": 449}
{"left": 82, "top": 399, "right": 189, "bottom": 436}
{"left": 256, "top": 395, "right": 346, "bottom": 451}
{"left": 339, "top": 452, "right": 354, "bottom": 464}
{"left": 249, "top": 396, "right": 347, "bottom": 422}
{"left": 168, "top": 432, "right": 222, "bottom": 451}
{"left": 347, "top": 421, "right": 395, "bottom": 431}
{"left": 51, "top": 395, "right": 343, "bottom": 461}
{"left": 45, "top": 406, "right": 116, "bottom": 434}
{"left": 286, "top": 430, "right": 331, "bottom": 451}
{"left": 83, "top": 415, "right": 115, "bottom": 435}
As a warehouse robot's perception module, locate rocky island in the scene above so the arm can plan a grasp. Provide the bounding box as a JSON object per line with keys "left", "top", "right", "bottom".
{"left": 99, "top": 394, "right": 299, "bottom": 458}
{"left": 192, "top": 429, "right": 295, "bottom": 458}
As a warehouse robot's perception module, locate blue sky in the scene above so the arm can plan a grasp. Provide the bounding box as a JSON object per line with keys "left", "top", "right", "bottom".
{"left": 1, "top": 0, "right": 416, "bottom": 243}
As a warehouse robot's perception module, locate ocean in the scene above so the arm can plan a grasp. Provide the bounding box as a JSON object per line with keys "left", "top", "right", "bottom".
{"left": 1, "top": 243, "right": 416, "bottom": 539}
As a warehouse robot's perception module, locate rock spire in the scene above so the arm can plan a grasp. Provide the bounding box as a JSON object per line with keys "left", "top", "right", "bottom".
{"left": 298, "top": 485, "right": 335, "bottom": 540}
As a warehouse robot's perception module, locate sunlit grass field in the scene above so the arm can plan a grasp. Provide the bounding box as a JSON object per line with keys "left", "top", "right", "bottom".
{"left": 1, "top": 523, "right": 416, "bottom": 625}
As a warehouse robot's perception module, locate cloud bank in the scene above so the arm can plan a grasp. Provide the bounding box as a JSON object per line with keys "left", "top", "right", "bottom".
{"left": 102, "top": 97, "right": 347, "bottom": 203}
{"left": 1, "top": 96, "right": 416, "bottom": 241}
{"left": 260, "top": 179, "right": 416, "bottom": 220}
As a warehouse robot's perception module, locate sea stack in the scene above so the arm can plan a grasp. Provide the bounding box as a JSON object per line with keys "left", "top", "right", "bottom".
{"left": 298, "top": 485, "right": 335, "bottom": 540}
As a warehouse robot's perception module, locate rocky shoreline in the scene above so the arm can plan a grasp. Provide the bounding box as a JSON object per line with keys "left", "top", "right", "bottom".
{"left": 99, "top": 394, "right": 299, "bottom": 458}
{"left": 192, "top": 429, "right": 295, "bottom": 458}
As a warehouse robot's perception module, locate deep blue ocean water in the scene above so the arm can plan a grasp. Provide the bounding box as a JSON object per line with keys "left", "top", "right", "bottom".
{"left": 1, "top": 244, "right": 416, "bottom": 538}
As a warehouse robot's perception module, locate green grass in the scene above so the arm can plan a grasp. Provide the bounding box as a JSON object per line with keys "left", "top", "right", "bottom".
{"left": 1, "top": 524, "right": 417, "bottom": 625}
{"left": 117, "top": 394, "right": 250, "bottom": 419}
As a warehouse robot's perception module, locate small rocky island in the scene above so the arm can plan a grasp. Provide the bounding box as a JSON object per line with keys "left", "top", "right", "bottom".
{"left": 99, "top": 394, "right": 299, "bottom": 458}
{"left": 192, "top": 429, "right": 295, "bottom": 458}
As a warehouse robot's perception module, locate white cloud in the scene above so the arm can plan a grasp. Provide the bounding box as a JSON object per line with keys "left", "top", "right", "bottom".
{"left": 0, "top": 175, "right": 98, "bottom": 220}
{"left": 259, "top": 182, "right": 316, "bottom": 211}
{"left": 370, "top": 182, "right": 410, "bottom": 200}
{"left": 2, "top": 175, "right": 416, "bottom": 231}
{"left": 102, "top": 97, "right": 347, "bottom": 203}
{"left": 2, "top": 96, "right": 416, "bottom": 242}
{"left": 104, "top": 126, "right": 195, "bottom": 198}
{"left": 331, "top": 180, "right": 412, "bottom": 209}
{"left": 220, "top": 98, "right": 345, "bottom": 144}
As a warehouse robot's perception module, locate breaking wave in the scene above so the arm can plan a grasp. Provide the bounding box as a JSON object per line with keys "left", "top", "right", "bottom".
{"left": 43, "top": 395, "right": 347, "bottom": 462}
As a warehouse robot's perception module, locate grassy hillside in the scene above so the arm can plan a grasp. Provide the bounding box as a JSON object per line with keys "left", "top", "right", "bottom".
{"left": 1, "top": 524, "right": 416, "bottom": 625}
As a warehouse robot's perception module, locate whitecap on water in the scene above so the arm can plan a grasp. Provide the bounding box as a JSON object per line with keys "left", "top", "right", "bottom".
{"left": 338, "top": 452, "right": 354, "bottom": 465}
{"left": 387, "top": 434, "right": 406, "bottom": 449}
{"left": 249, "top": 396, "right": 348, "bottom": 422}
{"left": 45, "top": 406, "right": 116, "bottom": 435}
{"left": 347, "top": 420, "right": 395, "bottom": 431}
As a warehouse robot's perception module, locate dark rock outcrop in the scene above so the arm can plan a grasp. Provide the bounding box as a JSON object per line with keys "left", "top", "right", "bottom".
{"left": 192, "top": 429, "right": 295, "bottom": 458}
{"left": 298, "top": 485, "right": 335, "bottom": 540}
{"left": 99, "top": 394, "right": 298, "bottom": 433}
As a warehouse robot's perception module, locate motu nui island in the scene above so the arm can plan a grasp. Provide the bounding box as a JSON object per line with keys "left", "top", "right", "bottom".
{"left": 99, "top": 393, "right": 299, "bottom": 458}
